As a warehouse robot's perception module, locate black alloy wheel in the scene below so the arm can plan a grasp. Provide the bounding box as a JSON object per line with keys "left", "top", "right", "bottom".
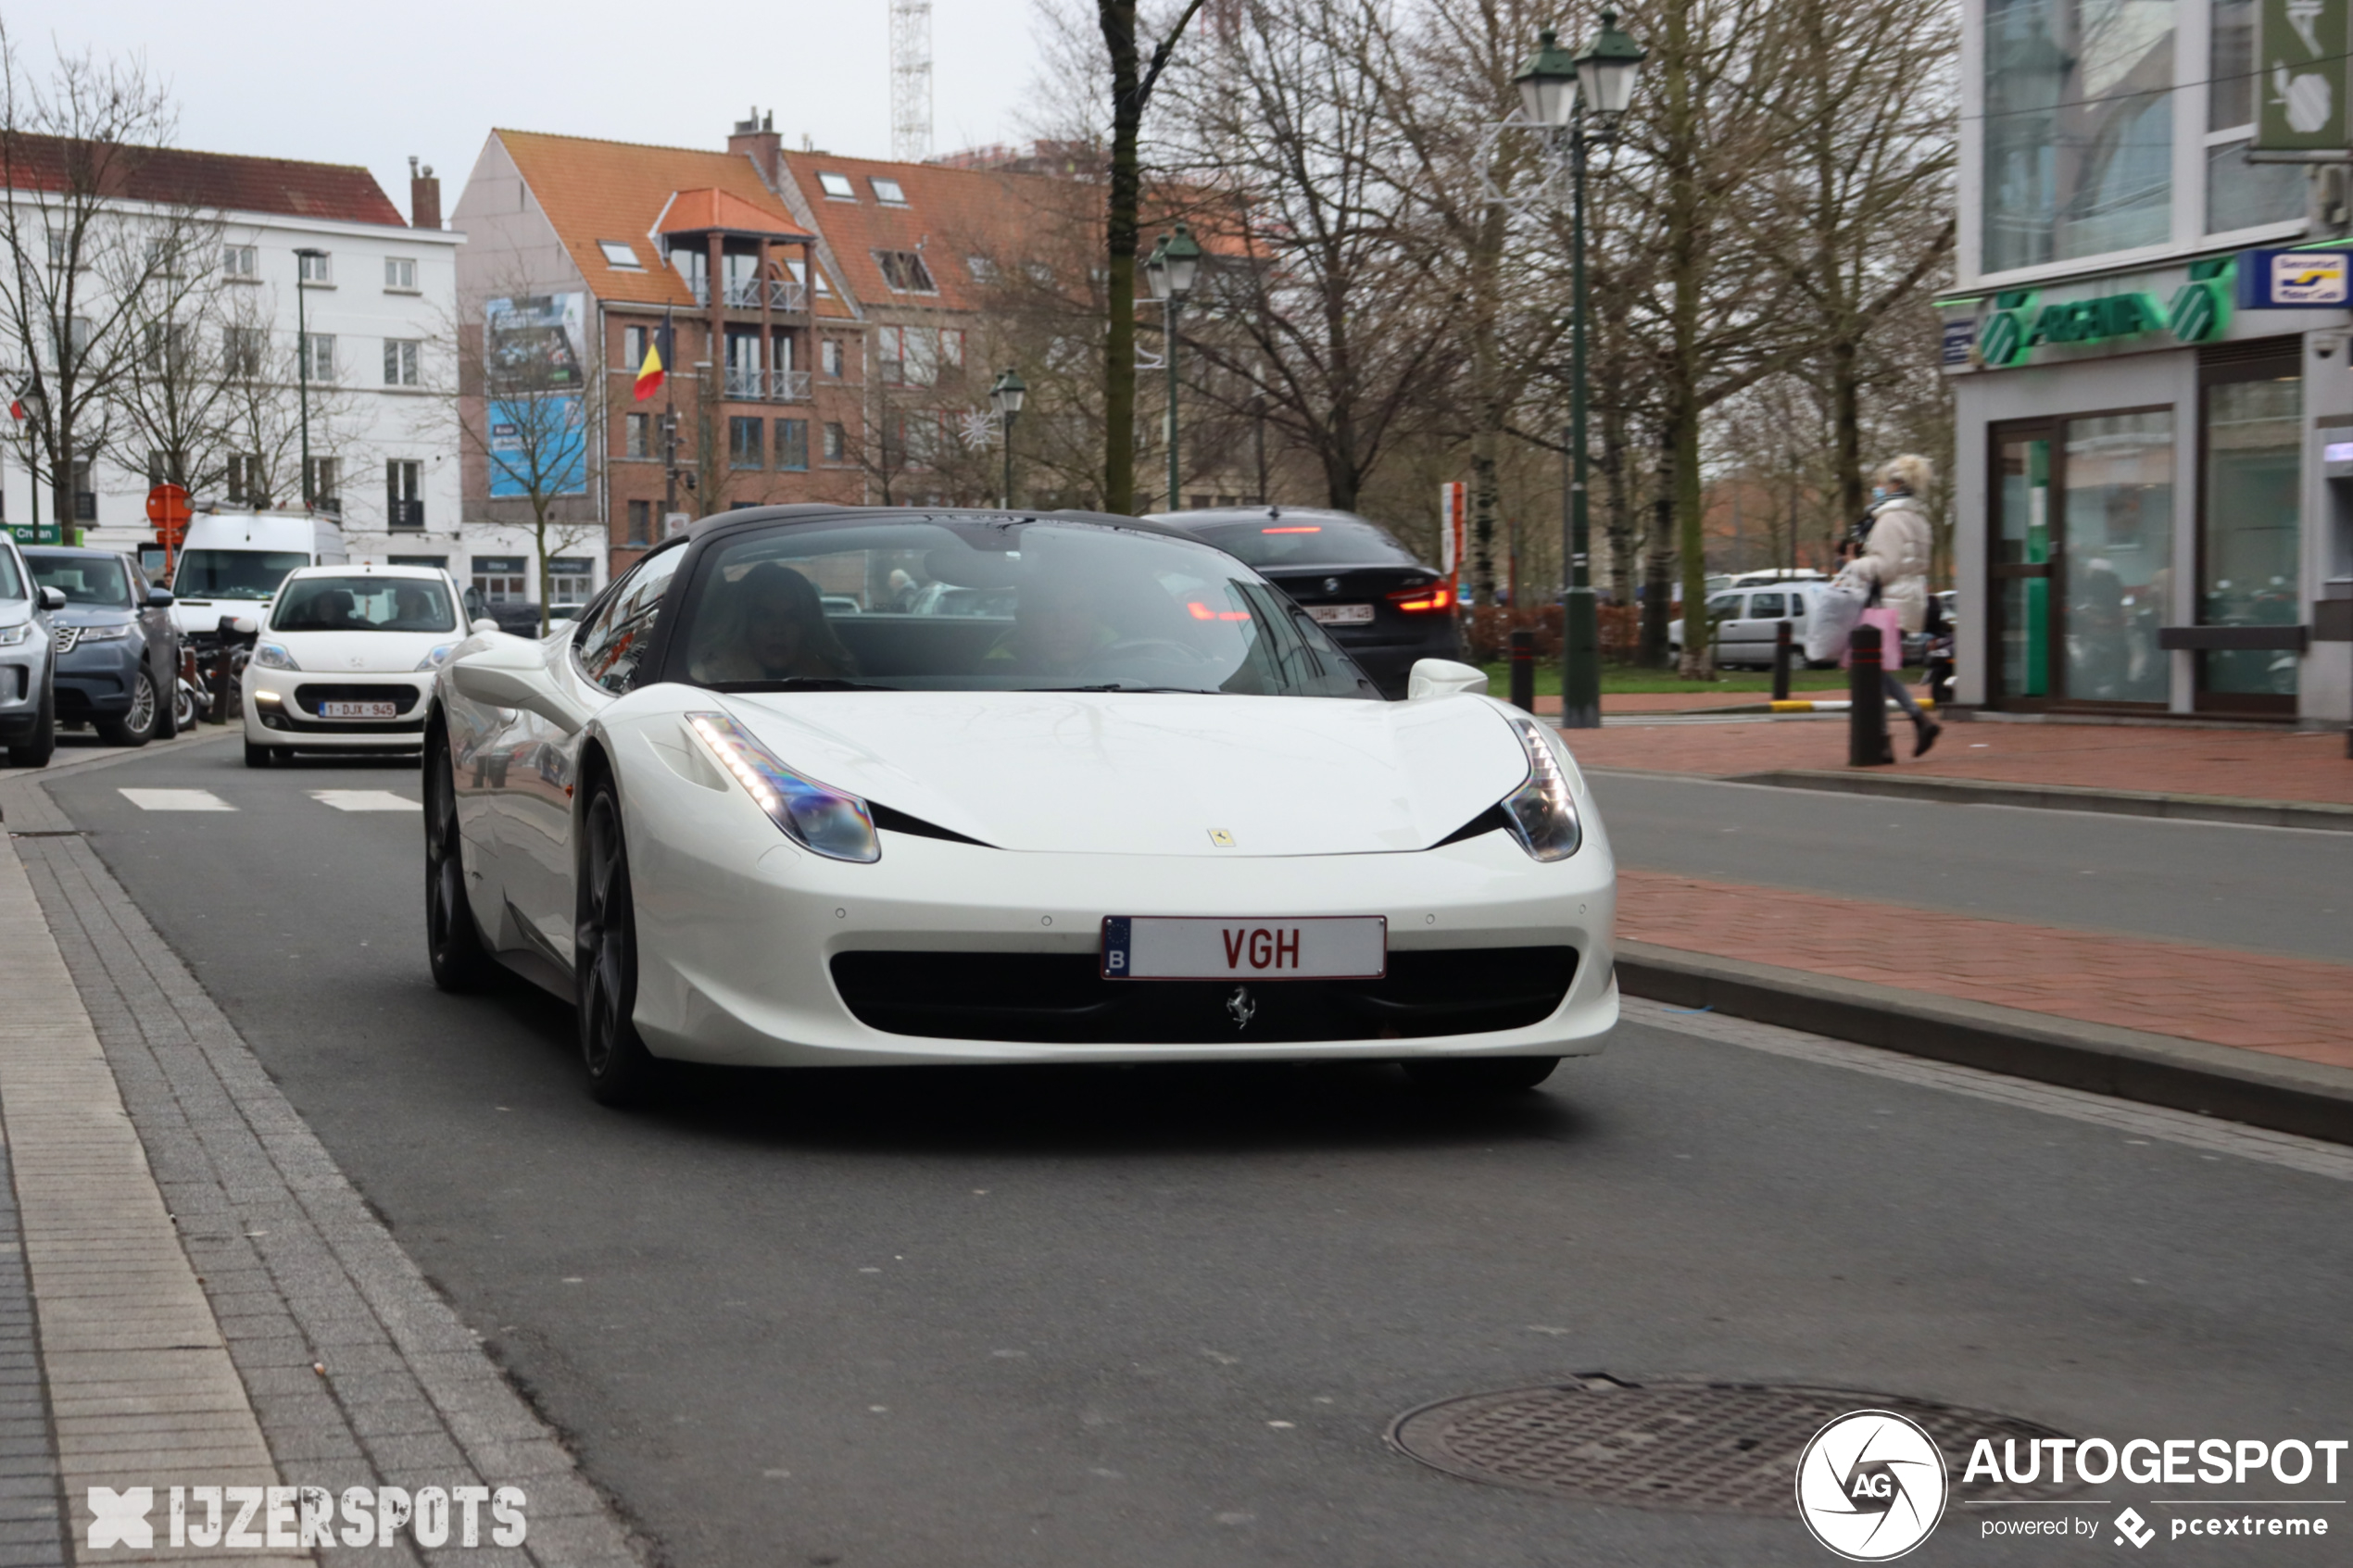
{"left": 424, "top": 728, "right": 497, "bottom": 992}
{"left": 575, "top": 778, "right": 661, "bottom": 1106}
{"left": 97, "top": 670, "right": 160, "bottom": 746}
{"left": 5, "top": 670, "right": 55, "bottom": 769}
{"left": 1402, "top": 1056, "right": 1561, "bottom": 1095}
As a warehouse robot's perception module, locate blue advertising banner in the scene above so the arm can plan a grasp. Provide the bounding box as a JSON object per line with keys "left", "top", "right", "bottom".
{"left": 484, "top": 294, "right": 589, "bottom": 499}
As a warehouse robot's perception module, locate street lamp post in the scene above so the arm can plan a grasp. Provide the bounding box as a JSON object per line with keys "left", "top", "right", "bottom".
{"left": 989, "top": 368, "right": 1027, "bottom": 508}
{"left": 294, "top": 247, "right": 326, "bottom": 510}
{"left": 1143, "top": 223, "right": 1202, "bottom": 512}
{"left": 1514, "top": 15, "right": 1644, "bottom": 730}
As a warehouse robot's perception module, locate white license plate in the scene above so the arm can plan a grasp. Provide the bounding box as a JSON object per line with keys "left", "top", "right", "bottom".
{"left": 321, "top": 701, "right": 398, "bottom": 719}
{"left": 1101, "top": 916, "right": 1387, "bottom": 980}
{"left": 1308, "top": 603, "right": 1375, "bottom": 626}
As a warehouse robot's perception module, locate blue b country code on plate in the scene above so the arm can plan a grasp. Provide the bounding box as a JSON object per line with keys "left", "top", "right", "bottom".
{"left": 1101, "top": 916, "right": 1387, "bottom": 981}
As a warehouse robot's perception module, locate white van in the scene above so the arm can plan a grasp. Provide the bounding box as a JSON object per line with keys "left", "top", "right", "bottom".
{"left": 168, "top": 510, "right": 348, "bottom": 641}
{"left": 1668, "top": 581, "right": 1838, "bottom": 669}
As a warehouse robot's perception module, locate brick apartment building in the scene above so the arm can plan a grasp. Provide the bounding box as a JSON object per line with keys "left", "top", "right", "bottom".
{"left": 449, "top": 116, "right": 1063, "bottom": 581}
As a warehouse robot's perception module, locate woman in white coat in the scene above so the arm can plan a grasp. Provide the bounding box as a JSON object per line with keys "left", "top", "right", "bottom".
{"left": 1850, "top": 454, "right": 1941, "bottom": 756}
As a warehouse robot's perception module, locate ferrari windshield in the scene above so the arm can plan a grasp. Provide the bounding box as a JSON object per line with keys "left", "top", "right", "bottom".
{"left": 677, "top": 519, "right": 1378, "bottom": 697}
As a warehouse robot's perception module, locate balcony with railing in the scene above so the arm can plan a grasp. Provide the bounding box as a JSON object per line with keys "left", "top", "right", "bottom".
{"left": 722, "top": 367, "right": 815, "bottom": 403}
{"left": 691, "top": 277, "right": 810, "bottom": 312}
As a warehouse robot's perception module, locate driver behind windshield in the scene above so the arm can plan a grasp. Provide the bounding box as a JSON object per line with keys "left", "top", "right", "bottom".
{"left": 988, "top": 570, "right": 1122, "bottom": 678}
{"left": 692, "top": 560, "right": 858, "bottom": 684}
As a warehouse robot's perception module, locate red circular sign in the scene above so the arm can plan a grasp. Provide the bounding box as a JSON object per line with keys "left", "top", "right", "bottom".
{"left": 145, "top": 483, "right": 191, "bottom": 526}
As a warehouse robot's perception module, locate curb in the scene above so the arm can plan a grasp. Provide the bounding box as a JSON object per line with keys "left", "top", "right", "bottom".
{"left": 1614, "top": 939, "right": 2353, "bottom": 1148}
{"left": 1725, "top": 768, "right": 2353, "bottom": 832}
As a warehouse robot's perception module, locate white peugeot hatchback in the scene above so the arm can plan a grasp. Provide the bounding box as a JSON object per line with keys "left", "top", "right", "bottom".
{"left": 244, "top": 563, "right": 472, "bottom": 766}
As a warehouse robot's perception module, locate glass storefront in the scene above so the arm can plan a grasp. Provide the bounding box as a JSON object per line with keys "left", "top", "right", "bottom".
{"left": 2201, "top": 370, "right": 2302, "bottom": 697}
{"left": 1983, "top": 0, "right": 2176, "bottom": 272}
{"left": 2063, "top": 412, "right": 2174, "bottom": 703}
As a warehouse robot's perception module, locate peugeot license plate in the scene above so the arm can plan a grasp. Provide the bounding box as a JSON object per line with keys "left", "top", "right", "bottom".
{"left": 1308, "top": 603, "right": 1374, "bottom": 626}
{"left": 321, "top": 701, "right": 398, "bottom": 720}
{"left": 1101, "top": 916, "right": 1386, "bottom": 980}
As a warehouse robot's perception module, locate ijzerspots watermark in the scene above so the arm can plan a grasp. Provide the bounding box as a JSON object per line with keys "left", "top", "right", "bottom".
{"left": 85, "top": 1484, "right": 527, "bottom": 1550}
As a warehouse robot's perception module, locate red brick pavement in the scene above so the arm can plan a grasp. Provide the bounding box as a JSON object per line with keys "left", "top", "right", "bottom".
{"left": 1618, "top": 869, "right": 2353, "bottom": 1071}
{"left": 1562, "top": 718, "right": 2353, "bottom": 807}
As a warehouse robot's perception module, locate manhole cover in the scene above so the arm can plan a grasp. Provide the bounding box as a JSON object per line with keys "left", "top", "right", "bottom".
{"left": 1390, "top": 1374, "right": 2077, "bottom": 1514}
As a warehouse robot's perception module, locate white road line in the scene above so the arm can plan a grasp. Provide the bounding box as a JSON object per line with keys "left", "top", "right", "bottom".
{"left": 309, "top": 789, "right": 419, "bottom": 812}
{"left": 116, "top": 787, "right": 235, "bottom": 811}
{"left": 1621, "top": 996, "right": 2353, "bottom": 1184}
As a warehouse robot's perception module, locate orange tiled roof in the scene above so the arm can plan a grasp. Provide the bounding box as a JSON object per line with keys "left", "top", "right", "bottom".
{"left": 655, "top": 186, "right": 812, "bottom": 240}
{"left": 780, "top": 150, "right": 1056, "bottom": 314}
{"left": 495, "top": 130, "right": 832, "bottom": 309}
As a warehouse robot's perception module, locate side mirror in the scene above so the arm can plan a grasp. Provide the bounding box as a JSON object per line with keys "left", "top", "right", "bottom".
{"left": 450, "top": 640, "right": 592, "bottom": 734}
{"left": 36, "top": 585, "right": 65, "bottom": 612}
{"left": 146, "top": 588, "right": 174, "bottom": 608}
{"left": 1407, "top": 658, "right": 1489, "bottom": 701}
{"left": 471, "top": 618, "right": 500, "bottom": 636}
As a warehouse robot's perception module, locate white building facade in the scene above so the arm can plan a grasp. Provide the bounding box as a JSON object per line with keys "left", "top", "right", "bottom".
{"left": 1944, "top": 0, "right": 2352, "bottom": 724}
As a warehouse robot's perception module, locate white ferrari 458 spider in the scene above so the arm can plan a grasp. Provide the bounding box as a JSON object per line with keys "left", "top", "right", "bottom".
{"left": 424, "top": 507, "right": 1617, "bottom": 1103}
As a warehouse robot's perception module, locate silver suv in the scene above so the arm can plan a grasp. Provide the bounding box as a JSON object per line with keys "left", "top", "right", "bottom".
{"left": 0, "top": 533, "right": 64, "bottom": 769}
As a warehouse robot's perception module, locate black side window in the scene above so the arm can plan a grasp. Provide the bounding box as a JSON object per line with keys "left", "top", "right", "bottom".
{"left": 574, "top": 548, "right": 683, "bottom": 695}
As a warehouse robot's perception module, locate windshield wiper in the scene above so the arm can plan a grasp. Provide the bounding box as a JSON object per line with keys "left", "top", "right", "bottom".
{"left": 1032, "top": 684, "right": 1202, "bottom": 694}
{"left": 707, "top": 678, "right": 894, "bottom": 693}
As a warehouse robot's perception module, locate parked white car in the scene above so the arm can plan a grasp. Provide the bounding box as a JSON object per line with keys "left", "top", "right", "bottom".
{"left": 1669, "top": 582, "right": 1837, "bottom": 669}
{"left": 243, "top": 563, "right": 472, "bottom": 766}
{"left": 424, "top": 507, "right": 1618, "bottom": 1106}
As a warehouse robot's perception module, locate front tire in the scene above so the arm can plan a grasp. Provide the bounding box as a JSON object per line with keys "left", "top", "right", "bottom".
{"left": 576, "top": 779, "right": 661, "bottom": 1107}
{"left": 97, "top": 669, "right": 162, "bottom": 746}
{"left": 424, "top": 727, "right": 497, "bottom": 992}
{"left": 243, "top": 740, "right": 281, "bottom": 768}
{"left": 1403, "top": 1056, "right": 1561, "bottom": 1095}
{"left": 5, "top": 671, "right": 55, "bottom": 769}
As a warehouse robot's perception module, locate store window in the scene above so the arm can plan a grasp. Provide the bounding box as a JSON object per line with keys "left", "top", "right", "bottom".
{"left": 547, "top": 557, "right": 596, "bottom": 606}
{"left": 2205, "top": 0, "right": 2306, "bottom": 232}
{"left": 1982, "top": 0, "right": 2175, "bottom": 273}
{"left": 472, "top": 556, "right": 529, "bottom": 604}
{"left": 2201, "top": 362, "right": 2302, "bottom": 703}
{"left": 1990, "top": 410, "right": 2173, "bottom": 707}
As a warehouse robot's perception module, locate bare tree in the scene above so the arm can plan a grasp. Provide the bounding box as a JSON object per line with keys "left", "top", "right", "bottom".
{"left": 0, "top": 28, "right": 215, "bottom": 529}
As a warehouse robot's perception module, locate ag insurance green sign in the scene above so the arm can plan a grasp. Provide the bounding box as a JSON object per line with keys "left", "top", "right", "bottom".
{"left": 2257, "top": 0, "right": 2352, "bottom": 153}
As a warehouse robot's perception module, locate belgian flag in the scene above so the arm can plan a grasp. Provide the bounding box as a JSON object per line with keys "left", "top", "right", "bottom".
{"left": 634, "top": 307, "right": 672, "bottom": 402}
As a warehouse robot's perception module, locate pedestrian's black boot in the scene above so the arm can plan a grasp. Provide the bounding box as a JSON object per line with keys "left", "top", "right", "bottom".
{"left": 1913, "top": 716, "right": 1942, "bottom": 758}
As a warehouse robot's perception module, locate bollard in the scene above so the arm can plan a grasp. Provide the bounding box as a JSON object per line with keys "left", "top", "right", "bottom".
{"left": 1507, "top": 628, "right": 1535, "bottom": 714}
{"left": 1847, "top": 623, "right": 1894, "bottom": 767}
{"left": 1771, "top": 621, "right": 1793, "bottom": 703}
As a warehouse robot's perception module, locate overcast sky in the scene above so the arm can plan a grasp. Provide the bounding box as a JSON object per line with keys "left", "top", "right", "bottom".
{"left": 3, "top": 0, "right": 1042, "bottom": 222}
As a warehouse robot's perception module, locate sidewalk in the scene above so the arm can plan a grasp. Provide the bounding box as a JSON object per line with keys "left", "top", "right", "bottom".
{"left": 1561, "top": 712, "right": 2353, "bottom": 808}
{"left": 1617, "top": 870, "right": 2353, "bottom": 1072}
{"left": 1, "top": 741, "right": 641, "bottom": 1566}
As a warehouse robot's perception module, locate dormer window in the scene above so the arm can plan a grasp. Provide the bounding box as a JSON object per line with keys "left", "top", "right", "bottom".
{"left": 875, "top": 250, "right": 937, "bottom": 293}
{"left": 870, "top": 176, "right": 907, "bottom": 205}
{"left": 818, "top": 171, "right": 855, "bottom": 199}
{"left": 598, "top": 240, "right": 643, "bottom": 270}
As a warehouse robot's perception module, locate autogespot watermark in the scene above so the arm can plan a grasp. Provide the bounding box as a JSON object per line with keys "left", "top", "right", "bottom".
{"left": 1797, "top": 1415, "right": 2347, "bottom": 1558}
{"left": 85, "top": 1484, "right": 527, "bottom": 1551}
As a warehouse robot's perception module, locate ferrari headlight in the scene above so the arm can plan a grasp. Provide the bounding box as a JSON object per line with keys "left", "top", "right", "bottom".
{"left": 686, "top": 710, "right": 879, "bottom": 863}
{"left": 414, "top": 642, "right": 459, "bottom": 671}
{"left": 253, "top": 642, "right": 299, "bottom": 671}
{"left": 73, "top": 623, "right": 130, "bottom": 641}
{"left": 1498, "top": 715, "right": 1582, "bottom": 862}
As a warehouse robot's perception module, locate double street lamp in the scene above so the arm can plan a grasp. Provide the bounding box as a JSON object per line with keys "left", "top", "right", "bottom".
{"left": 1513, "top": 13, "right": 1645, "bottom": 729}
{"left": 1143, "top": 222, "right": 1202, "bottom": 512}
{"left": 989, "top": 368, "right": 1026, "bottom": 508}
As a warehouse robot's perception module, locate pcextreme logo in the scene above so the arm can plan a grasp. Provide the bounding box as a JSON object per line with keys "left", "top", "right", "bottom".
{"left": 1796, "top": 1411, "right": 1949, "bottom": 1562}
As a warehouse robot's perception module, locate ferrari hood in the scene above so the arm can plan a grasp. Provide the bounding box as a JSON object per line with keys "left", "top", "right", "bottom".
{"left": 714, "top": 690, "right": 1531, "bottom": 856}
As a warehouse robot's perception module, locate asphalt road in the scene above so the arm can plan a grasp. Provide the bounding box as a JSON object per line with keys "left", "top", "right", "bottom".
{"left": 34, "top": 734, "right": 2353, "bottom": 1566}
{"left": 1591, "top": 771, "right": 2353, "bottom": 962}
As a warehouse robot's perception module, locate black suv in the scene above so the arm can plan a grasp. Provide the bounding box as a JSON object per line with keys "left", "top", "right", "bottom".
{"left": 1149, "top": 507, "right": 1460, "bottom": 698}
